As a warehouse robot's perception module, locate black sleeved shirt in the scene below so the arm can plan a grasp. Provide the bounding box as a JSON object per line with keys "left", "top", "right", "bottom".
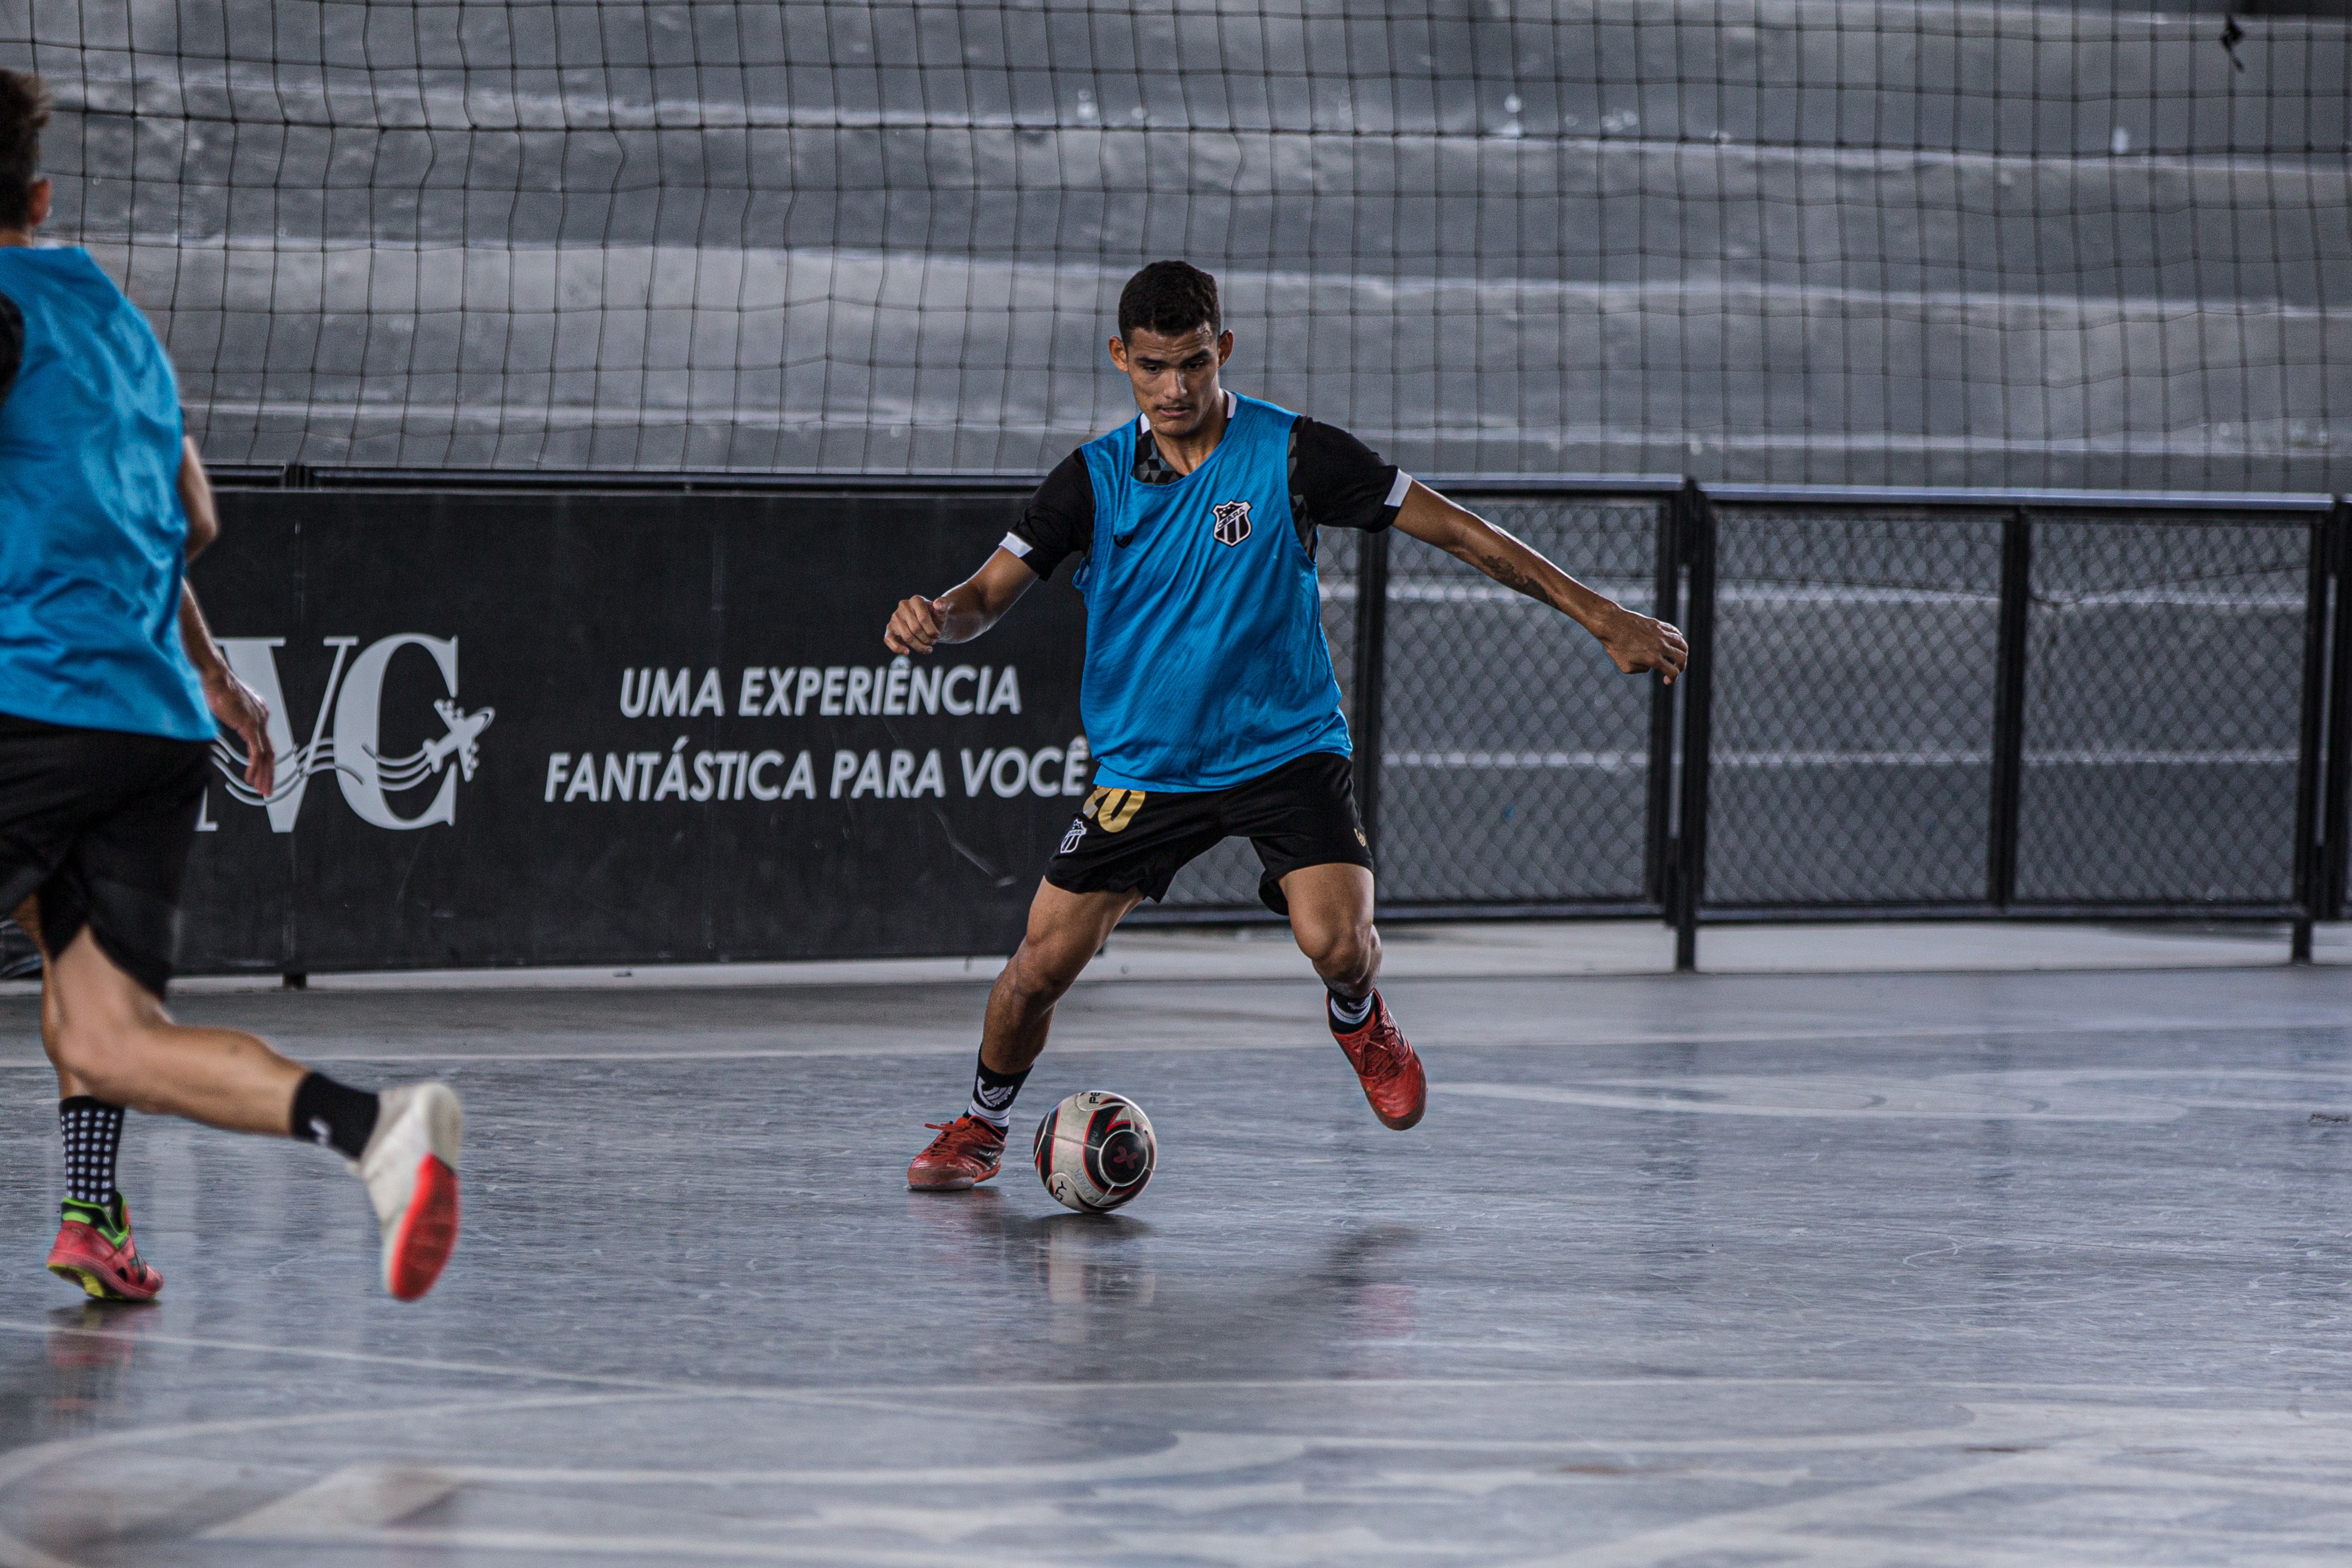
{"left": 1003, "top": 411, "right": 1410, "bottom": 580}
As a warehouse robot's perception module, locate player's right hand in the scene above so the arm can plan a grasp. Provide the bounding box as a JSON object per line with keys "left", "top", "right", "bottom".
{"left": 885, "top": 595, "right": 953, "bottom": 655}
{"left": 204, "top": 669, "right": 276, "bottom": 795}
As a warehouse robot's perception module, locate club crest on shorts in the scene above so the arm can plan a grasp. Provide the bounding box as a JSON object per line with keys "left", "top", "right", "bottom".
{"left": 1211, "top": 499, "right": 1252, "bottom": 547}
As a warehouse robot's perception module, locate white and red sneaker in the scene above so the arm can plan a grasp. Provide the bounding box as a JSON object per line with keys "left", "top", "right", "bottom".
{"left": 354, "top": 1083, "right": 463, "bottom": 1301}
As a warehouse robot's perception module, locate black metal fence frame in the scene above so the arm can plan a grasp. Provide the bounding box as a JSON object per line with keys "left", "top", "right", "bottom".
{"left": 1673, "top": 485, "right": 2342, "bottom": 969}
{"left": 210, "top": 466, "right": 2352, "bottom": 969}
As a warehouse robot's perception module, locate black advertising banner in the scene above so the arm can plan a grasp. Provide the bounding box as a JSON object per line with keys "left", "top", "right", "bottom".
{"left": 180, "top": 490, "right": 1086, "bottom": 973}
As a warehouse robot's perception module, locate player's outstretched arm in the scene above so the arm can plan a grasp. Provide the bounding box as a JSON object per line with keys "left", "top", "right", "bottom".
{"left": 883, "top": 547, "right": 1040, "bottom": 656}
{"left": 173, "top": 438, "right": 275, "bottom": 793}
{"left": 1392, "top": 481, "right": 1688, "bottom": 685}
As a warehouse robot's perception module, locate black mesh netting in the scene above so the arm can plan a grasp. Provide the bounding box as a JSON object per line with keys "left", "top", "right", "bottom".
{"left": 7, "top": 2, "right": 2349, "bottom": 485}
{"left": 1700, "top": 510, "right": 2005, "bottom": 907}
{"left": 2015, "top": 516, "right": 2313, "bottom": 905}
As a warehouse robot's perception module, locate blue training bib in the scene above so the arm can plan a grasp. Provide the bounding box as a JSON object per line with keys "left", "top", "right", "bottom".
{"left": 1073, "top": 393, "right": 1351, "bottom": 793}
{"left": 0, "top": 248, "right": 213, "bottom": 742}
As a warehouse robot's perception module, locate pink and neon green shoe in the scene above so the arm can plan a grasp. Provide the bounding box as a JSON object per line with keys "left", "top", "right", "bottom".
{"left": 47, "top": 1194, "right": 163, "bottom": 1302}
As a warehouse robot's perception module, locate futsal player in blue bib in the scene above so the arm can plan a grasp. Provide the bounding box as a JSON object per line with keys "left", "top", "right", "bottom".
{"left": 0, "top": 70, "right": 463, "bottom": 1301}
{"left": 890, "top": 260, "right": 1686, "bottom": 1190}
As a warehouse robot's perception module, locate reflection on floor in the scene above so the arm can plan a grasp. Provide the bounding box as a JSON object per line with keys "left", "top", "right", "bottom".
{"left": 2, "top": 962, "right": 2350, "bottom": 1564}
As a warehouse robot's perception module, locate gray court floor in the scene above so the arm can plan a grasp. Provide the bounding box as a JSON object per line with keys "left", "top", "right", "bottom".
{"left": 3, "top": 934, "right": 2351, "bottom": 1564}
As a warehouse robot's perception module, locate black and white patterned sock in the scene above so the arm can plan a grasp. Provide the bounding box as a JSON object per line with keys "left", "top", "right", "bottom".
{"left": 1328, "top": 989, "right": 1375, "bottom": 1030}
{"left": 966, "top": 1055, "right": 1031, "bottom": 1131}
{"left": 60, "top": 1096, "right": 125, "bottom": 1207}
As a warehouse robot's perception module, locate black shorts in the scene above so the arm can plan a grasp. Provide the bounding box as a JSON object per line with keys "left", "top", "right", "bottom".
{"left": 1046, "top": 750, "right": 1374, "bottom": 916}
{"left": 0, "top": 714, "right": 211, "bottom": 996}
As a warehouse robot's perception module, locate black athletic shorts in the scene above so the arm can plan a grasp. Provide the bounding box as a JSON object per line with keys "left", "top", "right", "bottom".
{"left": 0, "top": 713, "right": 211, "bottom": 996}
{"left": 1046, "top": 750, "right": 1374, "bottom": 916}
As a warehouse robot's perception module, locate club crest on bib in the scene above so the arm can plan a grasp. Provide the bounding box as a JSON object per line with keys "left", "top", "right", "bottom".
{"left": 1211, "top": 499, "right": 1252, "bottom": 547}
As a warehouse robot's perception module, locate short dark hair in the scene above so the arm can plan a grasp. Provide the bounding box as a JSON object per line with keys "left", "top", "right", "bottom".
{"left": 0, "top": 70, "right": 49, "bottom": 235}
{"left": 1118, "top": 260, "right": 1220, "bottom": 341}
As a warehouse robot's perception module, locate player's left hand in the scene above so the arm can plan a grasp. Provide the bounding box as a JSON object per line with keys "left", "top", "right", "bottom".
{"left": 205, "top": 669, "right": 276, "bottom": 795}
{"left": 1597, "top": 606, "right": 1689, "bottom": 685}
{"left": 884, "top": 594, "right": 953, "bottom": 656}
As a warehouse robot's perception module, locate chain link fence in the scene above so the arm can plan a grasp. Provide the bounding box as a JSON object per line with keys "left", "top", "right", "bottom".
{"left": 1701, "top": 509, "right": 2005, "bottom": 908}
{"left": 2017, "top": 516, "right": 2317, "bottom": 907}
{"left": 1377, "top": 495, "right": 1667, "bottom": 910}
{"left": 1145, "top": 481, "right": 2345, "bottom": 963}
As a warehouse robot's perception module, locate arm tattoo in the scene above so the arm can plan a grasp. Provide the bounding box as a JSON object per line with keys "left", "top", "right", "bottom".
{"left": 1473, "top": 549, "right": 1550, "bottom": 605}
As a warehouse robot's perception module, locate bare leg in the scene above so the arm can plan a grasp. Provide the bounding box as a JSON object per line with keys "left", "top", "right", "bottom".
{"left": 1280, "top": 863, "right": 1380, "bottom": 998}
{"left": 43, "top": 979, "right": 76, "bottom": 1098}
{"left": 14, "top": 897, "right": 96, "bottom": 1102}
{"left": 43, "top": 927, "right": 303, "bottom": 1135}
{"left": 978, "top": 881, "right": 1143, "bottom": 1076}
{"left": 1284, "top": 862, "right": 1423, "bottom": 1128}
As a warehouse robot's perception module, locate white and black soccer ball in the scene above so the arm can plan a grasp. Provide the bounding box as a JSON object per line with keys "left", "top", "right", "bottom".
{"left": 1032, "top": 1090, "right": 1156, "bottom": 1213}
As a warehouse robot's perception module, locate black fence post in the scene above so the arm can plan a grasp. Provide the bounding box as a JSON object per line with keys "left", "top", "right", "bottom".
{"left": 1352, "top": 528, "right": 1391, "bottom": 859}
{"left": 1674, "top": 483, "right": 1717, "bottom": 972}
{"left": 1645, "top": 492, "right": 1684, "bottom": 909}
{"left": 2323, "top": 499, "right": 2352, "bottom": 927}
{"left": 1985, "top": 509, "right": 2033, "bottom": 909}
{"left": 2292, "top": 510, "right": 2333, "bottom": 961}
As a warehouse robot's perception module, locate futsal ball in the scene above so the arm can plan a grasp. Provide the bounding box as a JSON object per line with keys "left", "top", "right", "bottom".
{"left": 1032, "top": 1090, "right": 1156, "bottom": 1213}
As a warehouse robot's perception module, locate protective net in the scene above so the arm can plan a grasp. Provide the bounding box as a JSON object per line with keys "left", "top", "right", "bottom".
{"left": 8, "top": 2, "right": 2350, "bottom": 484}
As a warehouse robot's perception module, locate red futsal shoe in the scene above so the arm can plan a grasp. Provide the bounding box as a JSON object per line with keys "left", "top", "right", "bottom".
{"left": 1332, "top": 990, "right": 1427, "bottom": 1130}
{"left": 907, "top": 1114, "right": 1006, "bottom": 1191}
{"left": 47, "top": 1195, "right": 164, "bottom": 1302}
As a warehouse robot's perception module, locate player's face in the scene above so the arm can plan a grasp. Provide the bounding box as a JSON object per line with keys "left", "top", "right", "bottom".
{"left": 1109, "top": 325, "right": 1234, "bottom": 442}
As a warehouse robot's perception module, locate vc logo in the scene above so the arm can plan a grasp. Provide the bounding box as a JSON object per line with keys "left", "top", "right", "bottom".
{"left": 212, "top": 636, "right": 495, "bottom": 833}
